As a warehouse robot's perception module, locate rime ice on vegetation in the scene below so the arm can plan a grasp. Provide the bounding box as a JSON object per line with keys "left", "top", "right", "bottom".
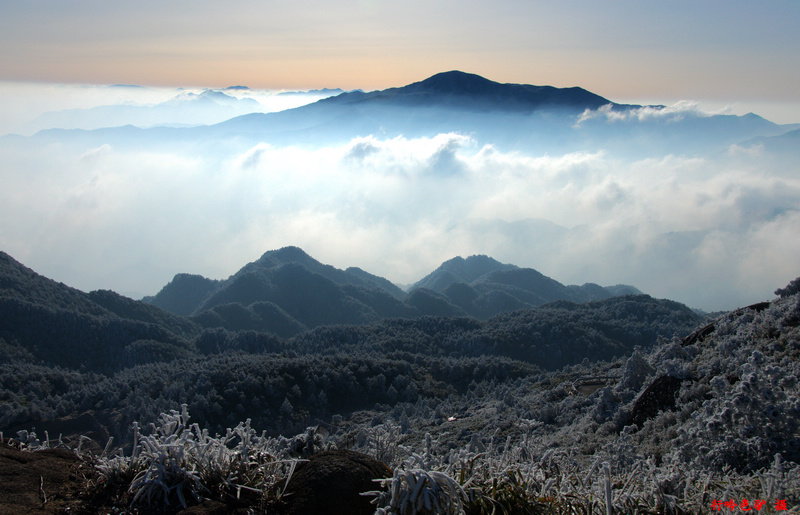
{"left": 5, "top": 278, "right": 800, "bottom": 513}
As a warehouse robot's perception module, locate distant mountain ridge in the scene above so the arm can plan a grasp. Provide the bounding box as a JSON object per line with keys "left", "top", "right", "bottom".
{"left": 411, "top": 254, "right": 642, "bottom": 316}
{"left": 200, "top": 71, "right": 798, "bottom": 156}
{"left": 144, "top": 246, "right": 642, "bottom": 335}
{"left": 11, "top": 70, "right": 795, "bottom": 160}
{"left": 31, "top": 89, "right": 263, "bottom": 131}
{"left": 321, "top": 70, "right": 616, "bottom": 112}
{"left": 26, "top": 87, "right": 345, "bottom": 133}
{"left": 411, "top": 255, "right": 519, "bottom": 291}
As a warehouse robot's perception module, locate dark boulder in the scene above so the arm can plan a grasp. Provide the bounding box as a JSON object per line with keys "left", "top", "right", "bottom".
{"left": 279, "top": 449, "right": 392, "bottom": 515}
{"left": 627, "top": 375, "right": 686, "bottom": 429}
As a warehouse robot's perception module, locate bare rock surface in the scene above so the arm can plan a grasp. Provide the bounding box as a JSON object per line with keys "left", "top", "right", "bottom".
{"left": 627, "top": 375, "right": 686, "bottom": 428}
{"left": 279, "top": 449, "right": 392, "bottom": 515}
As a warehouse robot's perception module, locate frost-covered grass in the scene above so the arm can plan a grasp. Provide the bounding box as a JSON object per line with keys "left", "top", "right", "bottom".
{"left": 356, "top": 426, "right": 799, "bottom": 514}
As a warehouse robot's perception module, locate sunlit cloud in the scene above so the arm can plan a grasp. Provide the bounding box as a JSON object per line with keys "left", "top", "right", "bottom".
{"left": 1, "top": 119, "right": 799, "bottom": 310}
{"left": 574, "top": 101, "right": 711, "bottom": 127}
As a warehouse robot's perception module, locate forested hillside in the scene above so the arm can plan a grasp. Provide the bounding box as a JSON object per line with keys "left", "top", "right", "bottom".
{"left": 0, "top": 251, "right": 201, "bottom": 371}
{"left": 143, "top": 247, "right": 644, "bottom": 336}
{"left": 4, "top": 274, "right": 798, "bottom": 514}
{"left": 0, "top": 249, "right": 700, "bottom": 446}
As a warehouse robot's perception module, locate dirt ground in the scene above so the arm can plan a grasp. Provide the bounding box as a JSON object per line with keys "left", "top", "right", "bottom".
{"left": 0, "top": 441, "right": 90, "bottom": 514}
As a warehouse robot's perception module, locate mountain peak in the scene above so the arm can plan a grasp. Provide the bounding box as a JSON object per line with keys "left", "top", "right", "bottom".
{"left": 412, "top": 254, "right": 518, "bottom": 291}
{"left": 260, "top": 246, "right": 312, "bottom": 264}
{"left": 408, "top": 71, "right": 498, "bottom": 95}
{"left": 360, "top": 71, "right": 613, "bottom": 112}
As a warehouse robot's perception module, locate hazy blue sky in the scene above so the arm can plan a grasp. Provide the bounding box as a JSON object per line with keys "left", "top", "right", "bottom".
{"left": 1, "top": 0, "right": 798, "bottom": 116}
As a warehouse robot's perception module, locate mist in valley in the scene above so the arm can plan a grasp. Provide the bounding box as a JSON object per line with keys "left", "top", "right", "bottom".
{"left": 1, "top": 74, "right": 798, "bottom": 311}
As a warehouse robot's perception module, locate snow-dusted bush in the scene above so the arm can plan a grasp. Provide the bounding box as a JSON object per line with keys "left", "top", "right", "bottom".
{"left": 96, "top": 404, "right": 298, "bottom": 508}
{"left": 775, "top": 277, "right": 800, "bottom": 298}
{"left": 280, "top": 425, "right": 333, "bottom": 458}
{"left": 662, "top": 297, "right": 800, "bottom": 473}
{"left": 366, "top": 465, "right": 466, "bottom": 515}
{"left": 616, "top": 348, "right": 655, "bottom": 394}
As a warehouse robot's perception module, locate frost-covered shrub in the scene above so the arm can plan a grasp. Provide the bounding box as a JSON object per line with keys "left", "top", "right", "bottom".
{"left": 616, "top": 348, "right": 655, "bottom": 394}
{"left": 591, "top": 385, "right": 621, "bottom": 424}
{"left": 282, "top": 425, "right": 332, "bottom": 458}
{"left": 775, "top": 277, "right": 800, "bottom": 298}
{"left": 661, "top": 296, "right": 800, "bottom": 473}
{"left": 366, "top": 465, "right": 466, "bottom": 515}
{"left": 96, "top": 405, "right": 296, "bottom": 508}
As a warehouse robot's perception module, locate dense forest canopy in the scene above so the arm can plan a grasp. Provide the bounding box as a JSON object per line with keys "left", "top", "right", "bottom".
{"left": 0, "top": 248, "right": 699, "bottom": 443}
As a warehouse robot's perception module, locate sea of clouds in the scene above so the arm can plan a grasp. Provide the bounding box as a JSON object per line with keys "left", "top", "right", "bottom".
{"left": 1, "top": 83, "right": 798, "bottom": 311}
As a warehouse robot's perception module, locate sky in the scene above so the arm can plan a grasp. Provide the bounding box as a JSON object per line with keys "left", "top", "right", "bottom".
{"left": 1, "top": 0, "right": 799, "bottom": 119}
{"left": 1, "top": 0, "right": 799, "bottom": 312}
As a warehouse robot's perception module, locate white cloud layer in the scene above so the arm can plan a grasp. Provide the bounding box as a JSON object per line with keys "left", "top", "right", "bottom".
{"left": 2, "top": 123, "right": 799, "bottom": 312}
{"left": 575, "top": 101, "right": 713, "bottom": 127}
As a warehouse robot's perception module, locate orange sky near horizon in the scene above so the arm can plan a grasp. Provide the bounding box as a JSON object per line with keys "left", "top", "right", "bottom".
{"left": 1, "top": 0, "right": 798, "bottom": 104}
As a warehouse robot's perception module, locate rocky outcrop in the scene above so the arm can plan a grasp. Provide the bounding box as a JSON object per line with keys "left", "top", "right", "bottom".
{"left": 627, "top": 375, "right": 686, "bottom": 429}
{"left": 279, "top": 449, "right": 392, "bottom": 515}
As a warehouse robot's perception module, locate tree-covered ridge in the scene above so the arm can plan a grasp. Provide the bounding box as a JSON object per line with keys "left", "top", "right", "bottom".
{"left": 0, "top": 252, "right": 201, "bottom": 371}
{"left": 410, "top": 254, "right": 518, "bottom": 291}
{"left": 143, "top": 247, "right": 644, "bottom": 336}
{"left": 0, "top": 249, "right": 695, "bottom": 377}
{"left": 0, "top": 251, "right": 110, "bottom": 317}
{"left": 286, "top": 295, "right": 700, "bottom": 369}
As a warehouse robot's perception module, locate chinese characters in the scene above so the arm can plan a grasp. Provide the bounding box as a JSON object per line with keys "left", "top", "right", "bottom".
{"left": 710, "top": 499, "right": 788, "bottom": 511}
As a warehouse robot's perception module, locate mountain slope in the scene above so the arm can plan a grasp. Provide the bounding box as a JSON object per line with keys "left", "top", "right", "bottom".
{"left": 741, "top": 127, "right": 800, "bottom": 156}
{"left": 147, "top": 246, "right": 406, "bottom": 317}
{"left": 412, "top": 254, "right": 518, "bottom": 291}
{"left": 0, "top": 251, "right": 110, "bottom": 318}
{"left": 146, "top": 248, "right": 646, "bottom": 333}
{"left": 142, "top": 273, "right": 220, "bottom": 317}
{"left": 144, "top": 247, "right": 417, "bottom": 335}
{"left": 0, "top": 251, "right": 200, "bottom": 371}
{"left": 242, "top": 247, "right": 405, "bottom": 298}
{"left": 411, "top": 254, "right": 642, "bottom": 319}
